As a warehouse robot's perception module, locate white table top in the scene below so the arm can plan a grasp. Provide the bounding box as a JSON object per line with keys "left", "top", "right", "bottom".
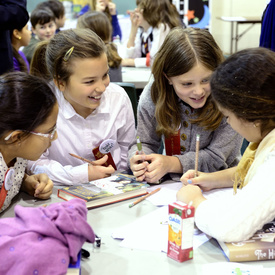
{"left": 1, "top": 182, "right": 274, "bottom": 275}
{"left": 122, "top": 66, "right": 152, "bottom": 89}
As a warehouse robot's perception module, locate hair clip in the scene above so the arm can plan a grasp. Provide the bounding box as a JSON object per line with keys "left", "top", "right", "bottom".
{"left": 63, "top": 46, "right": 74, "bottom": 62}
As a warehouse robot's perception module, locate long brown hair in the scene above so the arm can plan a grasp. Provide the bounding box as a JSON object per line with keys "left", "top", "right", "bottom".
{"left": 137, "top": 0, "right": 182, "bottom": 29}
{"left": 77, "top": 11, "right": 121, "bottom": 68}
{"left": 151, "top": 27, "right": 224, "bottom": 137}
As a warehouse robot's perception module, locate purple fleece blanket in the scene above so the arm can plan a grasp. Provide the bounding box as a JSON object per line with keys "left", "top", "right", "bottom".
{"left": 0, "top": 199, "right": 95, "bottom": 275}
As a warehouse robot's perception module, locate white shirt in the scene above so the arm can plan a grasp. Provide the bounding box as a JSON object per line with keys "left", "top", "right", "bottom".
{"left": 195, "top": 150, "right": 275, "bottom": 242}
{"left": 0, "top": 153, "right": 27, "bottom": 213}
{"left": 124, "top": 23, "right": 171, "bottom": 67}
{"left": 27, "top": 83, "right": 136, "bottom": 186}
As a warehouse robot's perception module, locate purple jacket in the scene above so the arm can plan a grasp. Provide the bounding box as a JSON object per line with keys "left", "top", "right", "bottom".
{"left": 0, "top": 199, "right": 95, "bottom": 275}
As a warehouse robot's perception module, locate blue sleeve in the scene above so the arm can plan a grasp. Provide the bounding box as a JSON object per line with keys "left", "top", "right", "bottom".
{"left": 0, "top": 0, "right": 29, "bottom": 30}
{"left": 78, "top": 5, "right": 90, "bottom": 17}
{"left": 111, "top": 15, "right": 122, "bottom": 40}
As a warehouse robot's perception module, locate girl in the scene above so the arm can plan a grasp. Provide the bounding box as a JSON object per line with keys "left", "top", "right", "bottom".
{"left": 78, "top": 0, "right": 122, "bottom": 40}
{"left": 77, "top": 11, "right": 122, "bottom": 82}
{"left": 28, "top": 28, "right": 135, "bottom": 186}
{"left": 11, "top": 23, "right": 32, "bottom": 72}
{"left": 0, "top": 72, "right": 57, "bottom": 213}
{"left": 122, "top": 0, "right": 182, "bottom": 67}
{"left": 177, "top": 47, "right": 275, "bottom": 242}
{"left": 129, "top": 27, "right": 243, "bottom": 183}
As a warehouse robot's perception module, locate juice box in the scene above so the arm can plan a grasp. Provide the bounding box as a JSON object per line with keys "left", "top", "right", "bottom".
{"left": 167, "top": 201, "right": 195, "bottom": 262}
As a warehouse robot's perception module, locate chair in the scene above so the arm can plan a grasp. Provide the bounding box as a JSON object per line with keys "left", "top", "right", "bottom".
{"left": 114, "top": 82, "right": 138, "bottom": 126}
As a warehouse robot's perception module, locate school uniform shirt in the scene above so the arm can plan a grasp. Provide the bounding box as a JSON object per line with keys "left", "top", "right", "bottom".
{"left": 124, "top": 23, "right": 171, "bottom": 67}
{"left": 128, "top": 79, "right": 243, "bottom": 180}
{"left": 27, "top": 82, "right": 135, "bottom": 186}
{"left": 0, "top": 153, "right": 27, "bottom": 213}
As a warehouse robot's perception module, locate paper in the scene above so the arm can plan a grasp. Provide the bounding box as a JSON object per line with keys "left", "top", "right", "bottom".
{"left": 202, "top": 262, "right": 275, "bottom": 275}
{"left": 146, "top": 183, "right": 234, "bottom": 206}
{"left": 220, "top": 16, "right": 246, "bottom": 21}
{"left": 112, "top": 206, "right": 210, "bottom": 253}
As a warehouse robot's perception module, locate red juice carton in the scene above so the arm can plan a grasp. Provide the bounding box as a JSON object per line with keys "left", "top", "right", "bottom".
{"left": 167, "top": 201, "right": 195, "bottom": 262}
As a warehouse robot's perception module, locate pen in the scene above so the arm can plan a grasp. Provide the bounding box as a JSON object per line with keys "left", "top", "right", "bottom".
{"left": 194, "top": 134, "right": 200, "bottom": 177}
{"left": 137, "top": 136, "right": 143, "bottom": 154}
{"left": 129, "top": 187, "right": 161, "bottom": 208}
{"left": 69, "top": 153, "right": 96, "bottom": 165}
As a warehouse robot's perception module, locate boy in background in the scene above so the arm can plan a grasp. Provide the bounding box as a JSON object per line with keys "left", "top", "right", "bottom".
{"left": 37, "top": 0, "right": 66, "bottom": 33}
{"left": 23, "top": 7, "right": 56, "bottom": 63}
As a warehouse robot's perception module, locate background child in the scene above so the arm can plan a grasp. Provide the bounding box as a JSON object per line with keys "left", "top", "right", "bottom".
{"left": 28, "top": 28, "right": 135, "bottom": 186}
{"left": 122, "top": 0, "right": 182, "bottom": 67}
{"left": 37, "top": 0, "right": 66, "bottom": 33}
{"left": 178, "top": 47, "right": 275, "bottom": 242}
{"left": 23, "top": 7, "right": 56, "bottom": 63}
{"left": 77, "top": 10, "right": 122, "bottom": 82}
{"left": 0, "top": 71, "right": 57, "bottom": 213}
{"left": 11, "top": 23, "right": 32, "bottom": 72}
{"left": 128, "top": 27, "right": 243, "bottom": 183}
{"left": 78, "top": 0, "right": 122, "bottom": 40}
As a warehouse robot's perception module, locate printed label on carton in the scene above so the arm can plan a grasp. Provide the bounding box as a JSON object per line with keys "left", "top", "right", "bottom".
{"left": 167, "top": 202, "right": 195, "bottom": 262}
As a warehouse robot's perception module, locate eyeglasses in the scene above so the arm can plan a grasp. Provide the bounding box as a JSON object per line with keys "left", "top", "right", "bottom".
{"left": 4, "top": 125, "right": 57, "bottom": 141}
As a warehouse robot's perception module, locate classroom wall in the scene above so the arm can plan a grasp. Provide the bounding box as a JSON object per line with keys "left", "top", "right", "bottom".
{"left": 210, "top": 0, "right": 267, "bottom": 55}
{"left": 27, "top": 0, "right": 136, "bottom": 14}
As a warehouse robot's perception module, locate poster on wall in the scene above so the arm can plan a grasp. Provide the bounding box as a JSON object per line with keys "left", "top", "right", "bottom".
{"left": 172, "top": 0, "right": 210, "bottom": 29}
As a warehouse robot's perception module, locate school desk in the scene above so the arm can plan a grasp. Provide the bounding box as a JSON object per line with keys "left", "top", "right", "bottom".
{"left": 1, "top": 183, "right": 274, "bottom": 275}
{"left": 122, "top": 66, "right": 152, "bottom": 89}
{"left": 217, "top": 16, "right": 262, "bottom": 54}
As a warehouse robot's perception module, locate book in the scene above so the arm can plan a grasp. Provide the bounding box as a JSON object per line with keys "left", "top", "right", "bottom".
{"left": 66, "top": 251, "right": 81, "bottom": 275}
{"left": 58, "top": 173, "right": 150, "bottom": 209}
{"left": 217, "top": 221, "right": 275, "bottom": 262}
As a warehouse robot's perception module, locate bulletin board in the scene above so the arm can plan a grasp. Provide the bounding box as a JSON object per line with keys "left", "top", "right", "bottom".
{"left": 172, "top": 0, "right": 210, "bottom": 29}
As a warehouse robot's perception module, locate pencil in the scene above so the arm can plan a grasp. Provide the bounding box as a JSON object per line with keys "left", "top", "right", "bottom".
{"left": 194, "top": 134, "right": 200, "bottom": 177}
{"left": 129, "top": 187, "right": 161, "bottom": 208}
{"left": 69, "top": 153, "right": 96, "bottom": 165}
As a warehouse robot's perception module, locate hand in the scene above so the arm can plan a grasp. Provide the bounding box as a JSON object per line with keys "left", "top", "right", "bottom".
{"left": 181, "top": 170, "right": 225, "bottom": 192}
{"left": 88, "top": 155, "right": 115, "bottom": 181}
{"left": 130, "top": 151, "right": 149, "bottom": 181}
{"left": 129, "top": 9, "right": 140, "bottom": 27}
{"left": 108, "top": 2, "right": 116, "bottom": 15}
{"left": 176, "top": 184, "right": 206, "bottom": 209}
{"left": 143, "top": 154, "right": 171, "bottom": 183}
{"left": 21, "top": 173, "right": 53, "bottom": 199}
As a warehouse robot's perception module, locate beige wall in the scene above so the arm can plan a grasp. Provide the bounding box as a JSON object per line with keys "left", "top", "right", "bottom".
{"left": 210, "top": 0, "right": 267, "bottom": 55}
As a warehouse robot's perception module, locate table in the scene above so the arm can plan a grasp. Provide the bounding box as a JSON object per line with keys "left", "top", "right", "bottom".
{"left": 1, "top": 183, "right": 274, "bottom": 275}
{"left": 122, "top": 67, "right": 152, "bottom": 89}
{"left": 218, "top": 16, "right": 262, "bottom": 54}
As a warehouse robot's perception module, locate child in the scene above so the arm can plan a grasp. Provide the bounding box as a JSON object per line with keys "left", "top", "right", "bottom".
{"left": 177, "top": 47, "right": 275, "bottom": 242}
{"left": 78, "top": 0, "right": 122, "bottom": 40}
{"left": 128, "top": 27, "right": 243, "bottom": 183}
{"left": 0, "top": 71, "right": 57, "bottom": 213}
{"left": 77, "top": 11, "right": 122, "bottom": 82}
{"left": 23, "top": 7, "right": 56, "bottom": 63}
{"left": 122, "top": 0, "right": 182, "bottom": 67}
{"left": 28, "top": 28, "right": 135, "bottom": 186}
{"left": 37, "top": 0, "right": 66, "bottom": 33}
{"left": 11, "top": 23, "right": 32, "bottom": 72}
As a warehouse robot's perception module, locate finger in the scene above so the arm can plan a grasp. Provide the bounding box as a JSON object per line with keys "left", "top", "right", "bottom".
{"left": 135, "top": 174, "right": 146, "bottom": 182}
{"left": 35, "top": 179, "right": 53, "bottom": 196}
{"left": 36, "top": 188, "right": 53, "bottom": 200}
{"left": 92, "top": 155, "right": 108, "bottom": 166}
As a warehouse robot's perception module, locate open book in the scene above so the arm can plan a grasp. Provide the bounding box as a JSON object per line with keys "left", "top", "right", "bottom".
{"left": 58, "top": 173, "right": 149, "bottom": 209}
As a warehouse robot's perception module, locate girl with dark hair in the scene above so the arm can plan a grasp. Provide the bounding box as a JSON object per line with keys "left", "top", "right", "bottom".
{"left": 178, "top": 47, "right": 275, "bottom": 242}
{"left": 0, "top": 72, "right": 57, "bottom": 213}
{"left": 129, "top": 27, "right": 243, "bottom": 183}
{"left": 11, "top": 23, "right": 32, "bottom": 72}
